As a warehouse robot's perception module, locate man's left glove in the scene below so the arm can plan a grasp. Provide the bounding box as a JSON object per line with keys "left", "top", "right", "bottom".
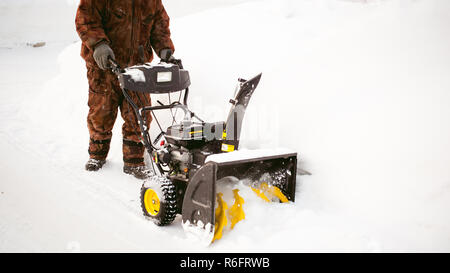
{"left": 93, "top": 42, "right": 116, "bottom": 70}
{"left": 159, "top": 48, "right": 174, "bottom": 63}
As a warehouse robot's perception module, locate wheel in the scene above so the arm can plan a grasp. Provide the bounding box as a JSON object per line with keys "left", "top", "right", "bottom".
{"left": 140, "top": 176, "right": 177, "bottom": 226}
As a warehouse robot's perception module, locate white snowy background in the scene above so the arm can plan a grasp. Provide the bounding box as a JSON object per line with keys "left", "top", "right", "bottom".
{"left": 0, "top": 0, "right": 449, "bottom": 252}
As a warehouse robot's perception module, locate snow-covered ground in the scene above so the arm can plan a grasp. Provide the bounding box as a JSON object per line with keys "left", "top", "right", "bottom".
{"left": 1, "top": 0, "right": 450, "bottom": 252}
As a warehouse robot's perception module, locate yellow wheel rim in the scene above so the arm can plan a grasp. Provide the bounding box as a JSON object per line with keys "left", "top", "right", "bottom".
{"left": 143, "top": 188, "right": 160, "bottom": 216}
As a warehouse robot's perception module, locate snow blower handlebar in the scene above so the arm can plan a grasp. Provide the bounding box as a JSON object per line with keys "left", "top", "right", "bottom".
{"left": 108, "top": 56, "right": 198, "bottom": 122}
{"left": 107, "top": 54, "right": 194, "bottom": 114}
{"left": 108, "top": 57, "right": 123, "bottom": 75}
{"left": 107, "top": 56, "right": 198, "bottom": 174}
{"left": 108, "top": 56, "right": 184, "bottom": 73}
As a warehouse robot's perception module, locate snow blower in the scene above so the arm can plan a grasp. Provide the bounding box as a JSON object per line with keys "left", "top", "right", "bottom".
{"left": 110, "top": 58, "right": 298, "bottom": 244}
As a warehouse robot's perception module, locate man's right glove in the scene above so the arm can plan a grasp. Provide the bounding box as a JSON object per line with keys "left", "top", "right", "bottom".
{"left": 159, "top": 48, "right": 174, "bottom": 63}
{"left": 93, "top": 42, "right": 115, "bottom": 70}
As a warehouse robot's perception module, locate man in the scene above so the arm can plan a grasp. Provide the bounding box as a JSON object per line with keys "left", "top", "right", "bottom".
{"left": 75, "top": 0, "right": 175, "bottom": 179}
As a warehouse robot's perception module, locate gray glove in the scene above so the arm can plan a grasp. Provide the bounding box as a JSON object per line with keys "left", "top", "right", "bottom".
{"left": 93, "top": 42, "right": 115, "bottom": 70}
{"left": 159, "top": 48, "right": 174, "bottom": 63}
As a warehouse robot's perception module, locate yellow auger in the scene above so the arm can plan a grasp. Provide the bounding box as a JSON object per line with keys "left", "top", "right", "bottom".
{"left": 212, "top": 189, "right": 246, "bottom": 242}
{"left": 251, "top": 183, "right": 289, "bottom": 203}
{"left": 228, "top": 189, "right": 246, "bottom": 229}
{"left": 212, "top": 183, "right": 289, "bottom": 243}
{"left": 212, "top": 193, "right": 228, "bottom": 242}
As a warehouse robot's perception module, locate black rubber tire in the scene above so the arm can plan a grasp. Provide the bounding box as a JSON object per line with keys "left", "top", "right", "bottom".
{"left": 140, "top": 176, "right": 177, "bottom": 226}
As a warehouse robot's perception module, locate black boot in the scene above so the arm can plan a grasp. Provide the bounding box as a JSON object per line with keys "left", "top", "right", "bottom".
{"left": 85, "top": 158, "right": 106, "bottom": 172}
{"left": 123, "top": 165, "right": 153, "bottom": 180}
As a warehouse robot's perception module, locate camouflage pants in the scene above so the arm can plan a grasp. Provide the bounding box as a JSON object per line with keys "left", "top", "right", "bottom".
{"left": 86, "top": 67, "right": 152, "bottom": 166}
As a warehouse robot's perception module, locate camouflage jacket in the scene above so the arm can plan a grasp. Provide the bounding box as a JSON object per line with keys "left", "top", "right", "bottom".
{"left": 75, "top": 0, "right": 175, "bottom": 68}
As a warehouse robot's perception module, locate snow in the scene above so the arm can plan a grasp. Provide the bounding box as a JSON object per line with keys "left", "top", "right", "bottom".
{"left": 124, "top": 68, "right": 147, "bottom": 83}
{"left": 1, "top": 0, "right": 450, "bottom": 252}
{"left": 206, "top": 148, "right": 296, "bottom": 164}
{"left": 182, "top": 220, "right": 215, "bottom": 247}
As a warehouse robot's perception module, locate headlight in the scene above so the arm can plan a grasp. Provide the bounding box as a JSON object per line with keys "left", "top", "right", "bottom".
{"left": 157, "top": 71, "right": 172, "bottom": 83}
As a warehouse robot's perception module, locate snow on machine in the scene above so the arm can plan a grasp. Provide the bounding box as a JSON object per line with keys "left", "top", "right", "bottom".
{"left": 109, "top": 57, "right": 298, "bottom": 244}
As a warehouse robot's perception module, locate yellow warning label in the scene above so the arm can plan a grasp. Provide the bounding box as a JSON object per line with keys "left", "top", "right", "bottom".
{"left": 221, "top": 144, "right": 235, "bottom": 152}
